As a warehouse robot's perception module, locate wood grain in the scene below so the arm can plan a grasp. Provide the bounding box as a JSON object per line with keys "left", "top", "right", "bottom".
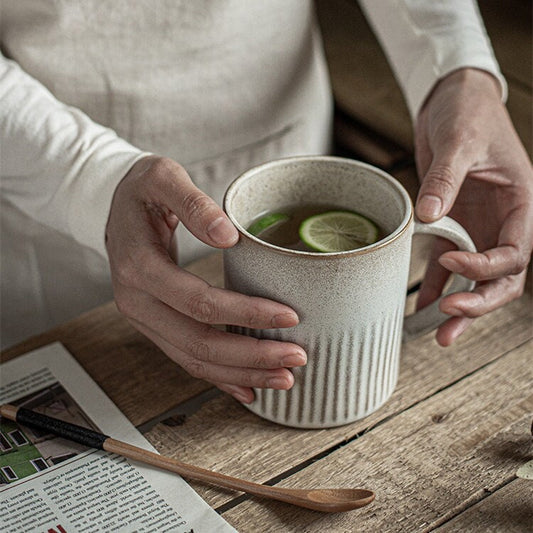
{"left": 143, "top": 290, "right": 532, "bottom": 508}
{"left": 433, "top": 478, "right": 533, "bottom": 533}
{"left": 220, "top": 340, "right": 533, "bottom": 532}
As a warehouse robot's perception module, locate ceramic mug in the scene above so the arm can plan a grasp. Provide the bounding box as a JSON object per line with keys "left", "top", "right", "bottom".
{"left": 223, "top": 156, "right": 475, "bottom": 428}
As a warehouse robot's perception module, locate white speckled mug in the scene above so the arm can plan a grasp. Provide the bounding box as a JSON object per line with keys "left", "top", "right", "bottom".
{"left": 223, "top": 156, "right": 475, "bottom": 428}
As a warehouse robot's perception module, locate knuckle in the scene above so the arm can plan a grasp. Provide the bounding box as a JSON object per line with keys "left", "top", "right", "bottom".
{"left": 251, "top": 351, "right": 269, "bottom": 369}
{"left": 113, "top": 249, "right": 153, "bottom": 288}
{"left": 250, "top": 337, "right": 270, "bottom": 367}
{"left": 185, "top": 291, "right": 218, "bottom": 323}
{"left": 183, "top": 359, "right": 208, "bottom": 380}
{"left": 507, "top": 273, "right": 526, "bottom": 300}
{"left": 187, "top": 339, "right": 213, "bottom": 362}
{"left": 242, "top": 305, "right": 262, "bottom": 327}
{"left": 114, "top": 260, "right": 140, "bottom": 287}
{"left": 424, "top": 165, "right": 457, "bottom": 194}
{"left": 513, "top": 252, "right": 531, "bottom": 275}
{"left": 145, "top": 158, "right": 190, "bottom": 194}
{"left": 114, "top": 297, "right": 136, "bottom": 319}
{"left": 180, "top": 190, "right": 214, "bottom": 221}
{"left": 463, "top": 307, "right": 482, "bottom": 319}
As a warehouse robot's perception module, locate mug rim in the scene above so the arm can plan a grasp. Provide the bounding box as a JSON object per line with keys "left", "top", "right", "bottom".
{"left": 223, "top": 155, "right": 414, "bottom": 257}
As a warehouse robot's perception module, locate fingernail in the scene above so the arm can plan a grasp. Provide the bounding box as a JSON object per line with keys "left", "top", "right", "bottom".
{"left": 282, "top": 352, "right": 307, "bottom": 367}
{"left": 439, "top": 256, "right": 464, "bottom": 273}
{"left": 418, "top": 194, "right": 442, "bottom": 220}
{"left": 271, "top": 312, "right": 299, "bottom": 328}
{"left": 207, "top": 216, "right": 238, "bottom": 245}
{"left": 267, "top": 376, "right": 290, "bottom": 389}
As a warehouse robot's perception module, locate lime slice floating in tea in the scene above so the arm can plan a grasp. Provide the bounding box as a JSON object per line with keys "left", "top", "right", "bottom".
{"left": 299, "top": 210, "right": 379, "bottom": 252}
{"left": 247, "top": 213, "right": 290, "bottom": 236}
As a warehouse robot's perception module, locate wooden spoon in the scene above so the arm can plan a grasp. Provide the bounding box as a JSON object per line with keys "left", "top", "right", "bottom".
{"left": 0, "top": 404, "right": 374, "bottom": 512}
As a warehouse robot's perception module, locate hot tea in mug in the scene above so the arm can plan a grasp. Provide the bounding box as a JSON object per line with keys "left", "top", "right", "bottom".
{"left": 247, "top": 204, "right": 385, "bottom": 253}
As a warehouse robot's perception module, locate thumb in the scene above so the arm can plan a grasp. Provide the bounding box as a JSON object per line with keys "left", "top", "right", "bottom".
{"left": 144, "top": 157, "right": 239, "bottom": 249}
{"left": 415, "top": 148, "right": 472, "bottom": 223}
{"left": 174, "top": 179, "right": 239, "bottom": 249}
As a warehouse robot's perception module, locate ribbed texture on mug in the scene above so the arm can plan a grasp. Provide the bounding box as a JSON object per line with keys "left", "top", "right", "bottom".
{"left": 230, "top": 304, "right": 403, "bottom": 428}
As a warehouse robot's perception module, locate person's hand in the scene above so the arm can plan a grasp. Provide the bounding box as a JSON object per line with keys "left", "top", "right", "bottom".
{"left": 105, "top": 156, "right": 307, "bottom": 403}
{"left": 414, "top": 68, "right": 533, "bottom": 346}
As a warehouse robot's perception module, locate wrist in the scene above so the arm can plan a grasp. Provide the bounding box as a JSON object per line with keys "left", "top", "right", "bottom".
{"left": 440, "top": 68, "right": 502, "bottom": 97}
{"left": 418, "top": 68, "right": 503, "bottom": 122}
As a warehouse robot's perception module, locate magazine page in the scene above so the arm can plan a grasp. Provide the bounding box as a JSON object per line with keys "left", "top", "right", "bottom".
{"left": 0, "top": 342, "right": 235, "bottom": 532}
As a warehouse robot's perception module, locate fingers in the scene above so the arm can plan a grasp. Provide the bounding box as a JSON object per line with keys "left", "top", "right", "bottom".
{"left": 213, "top": 383, "right": 255, "bottom": 404}
{"left": 433, "top": 271, "right": 526, "bottom": 346}
{"left": 435, "top": 316, "right": 475, "bottom": 347}
{"left": 438, "top": 201, "right": 533, "bottom": 281}
{"left": 416, "top": 237, "right": 456, "bottom": 310}
{"left": 116, "top": 286, "right": 306, "bottom": 389}
{"left": 115, "top": 250, "right": 299, "bottom": 328}
{"left": 439, "top": 270, "right": 527, "bottom": 319}
{"left": 416, "top": 238, "right": 528, "bottom": 346}
{"left": 130, "top": 312, "right": 298, "bottom": 390}
{"left": 125, "top": 294, "right": 306, "bottom": 368}
{"left": 439, "top": 246, "right": 528, "bottom": 281}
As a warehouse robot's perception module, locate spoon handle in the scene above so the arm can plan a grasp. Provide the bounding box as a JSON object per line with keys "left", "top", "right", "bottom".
{"left": 104, "top": 438, "right": 374, "bottom": 512}
{"left": 0, "top": 404, "right": 374, "bottom": 512}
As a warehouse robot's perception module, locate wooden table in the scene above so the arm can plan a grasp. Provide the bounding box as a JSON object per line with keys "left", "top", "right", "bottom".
{"left": 3, "top": 3, "right": 532, "bottom": 530}
{"left": 3, "top": 249, "right": 532, "bottom": 532}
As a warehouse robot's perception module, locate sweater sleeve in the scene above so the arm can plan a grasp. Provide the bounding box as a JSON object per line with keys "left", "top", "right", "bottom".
{"left": 358, "top": 0, "right": 507, "bottom": 120}
{"left": 0, "top": 54, "right": 149, "bottom": 259}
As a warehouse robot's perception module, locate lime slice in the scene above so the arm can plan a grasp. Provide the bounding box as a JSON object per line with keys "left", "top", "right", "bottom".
{"left": 299, "top": 210, "right": 379, "bottom": 252}
{"left": 247, "top": 213, "right": 290, "bottom": 236}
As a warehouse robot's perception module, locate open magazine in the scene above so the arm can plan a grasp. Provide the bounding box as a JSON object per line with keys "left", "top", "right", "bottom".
{"left": 0, "top": 342, "right": 235, "bottom": 532}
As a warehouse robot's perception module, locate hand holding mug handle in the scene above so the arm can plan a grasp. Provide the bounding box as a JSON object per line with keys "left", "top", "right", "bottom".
{"left": 403, "top": 217, "right": 476, "bottom": 342}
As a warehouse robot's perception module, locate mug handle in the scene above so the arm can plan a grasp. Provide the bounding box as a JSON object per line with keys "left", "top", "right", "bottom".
{"left": 403, "top": 217, "right": 476, "bottom": 342}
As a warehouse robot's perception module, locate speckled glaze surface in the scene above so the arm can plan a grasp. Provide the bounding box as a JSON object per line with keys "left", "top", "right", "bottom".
{"left": 223, "top": 156, "right": 475, "bottom": 428}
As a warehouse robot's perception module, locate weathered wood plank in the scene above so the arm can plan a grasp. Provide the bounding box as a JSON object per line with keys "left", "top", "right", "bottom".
{"left": 144, "top": 289, "right": 532, "bottom": 508}
{"left": 434, "top": 478, "right": 533, "bottom": 533}
{"left": 220, "top": 340, "right": 533, "bottom": 532}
